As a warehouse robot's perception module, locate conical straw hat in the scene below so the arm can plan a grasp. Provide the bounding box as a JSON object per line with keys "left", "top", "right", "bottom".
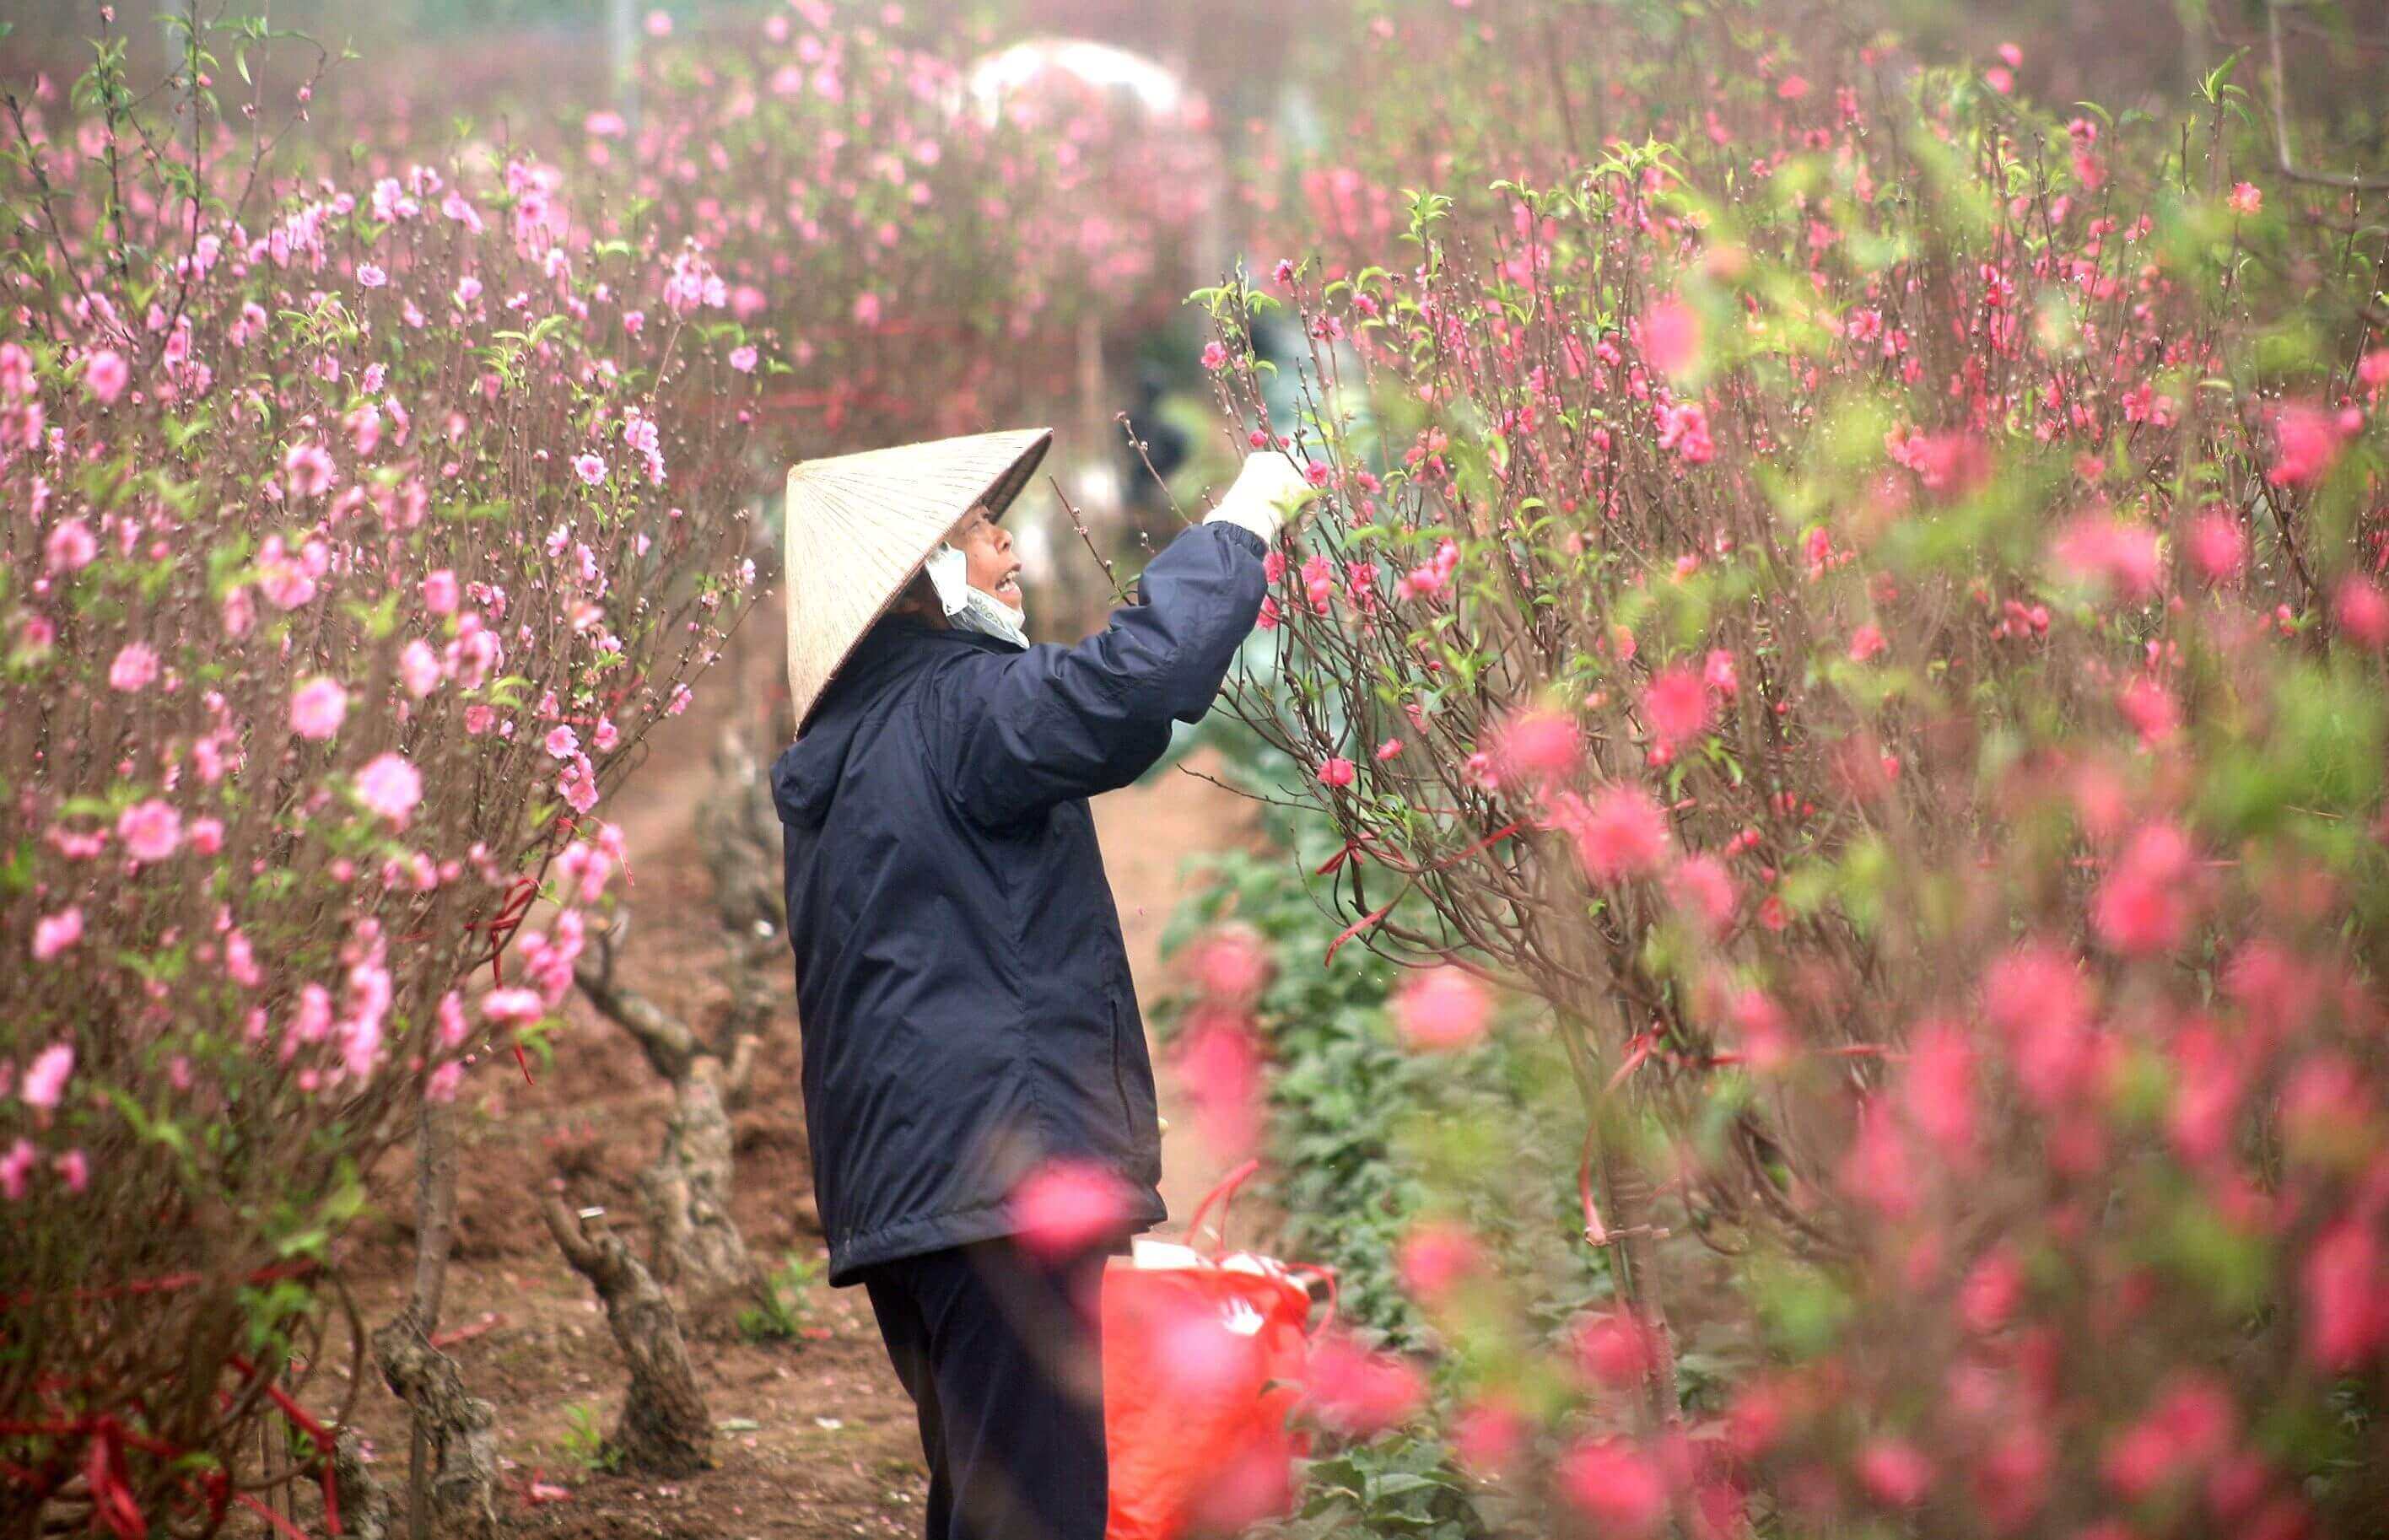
{"left": 783, "top": 426, "right": 1053, "bottom": 732}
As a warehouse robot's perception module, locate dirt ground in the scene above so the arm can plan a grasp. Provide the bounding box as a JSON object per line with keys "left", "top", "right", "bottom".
{"left": 310, "top": 623, "right": 1264, "bottom": 1539}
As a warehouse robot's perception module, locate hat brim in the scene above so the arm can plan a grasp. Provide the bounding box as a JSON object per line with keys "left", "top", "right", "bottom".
{"left": 784, "top": 426, "right": 1054, "bottom": 734}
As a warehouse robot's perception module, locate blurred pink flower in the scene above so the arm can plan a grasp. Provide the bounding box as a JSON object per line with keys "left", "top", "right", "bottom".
{"left": 1555, "top": 1435, "right": 1668, "bottom": 1534}
{"left": 1838, "top": 1096, "right": 1920, "bottom": 1219}
{"left": 1858, "top": 1440, "right": 1933, "bottom": 1506}
{"left": 1395, "top": 1219, "right": 1481, "bottom": 1302}
{"left": 543, "top": 725, "right": 580, "bottom": 760}
{"left": 290, "top": 676, "right": 348, "bottom": 740}
{"left": 1316, "top": 756, "right": 1356, "bottom": 789}
{"left": 423, "top": 569, "right": 460, "bottom": 615}
{"left": 2051, "top": 513, "right": 2161, "bottom": 602}
{"left": 355, "top": 753, "right": 423, "bottom": 827}
{"left": 2101, "top": 1376, "right": 2234, "bottom": 1500}
{"left": 1448, "top": 1393, "right": 1527, "bottom": 1478}
{"left": 1658, "top": 400, "right": 1714, "bottom": 463}
{"left": 1187, "top": 925, "right": 1270, "bottom": 1004}
{"left": 1642, "top": 665, "right": 1710, "bottom": 747}
{"left": 2334, "top": 576, "right": 2389, "bottom": 649}
{"left": 1572, "top": 784, "right": 1671, "bottom": 883}
{"left": 573, "top": 453, "right": 607, "bottom": 486}
{"left": 1574, "top": 1306, "right": 1660, "bottom": 1388}
{"left": 109, "top": 643, "right": 159, "bottom": 692}
{"left": 1300, "top": 1334, "right": 1424, "bottom": 1436}
{"left": 1982, "top": 942, "right": 2095, "bottom": 1110}
{"left": 55, "top": 1150, "right": 89, "bottom": 1194}
{"left": 1491, "top": 706, "right": 1582, "bottom": 782}
{"left": 400, "top": 639, "right": 442, "bottom": 697}
{"left": 482, "top": 988, "right": 546, "bottom": 1025}
{"left": 46, "top": 518, "right": 96, "bottom": 573}
{"left": 2267, "top": 401, "right": 2345, "bottom": 487}
{"left": 2188, "top": 513, "right": 2246, "bottom": 580}
{"left": 1666, "top": 853, "right": 1738, "bottom": 931}
{"left": 2092, "top": 821, "right": 2198, "bottom": 956}
{"left": 2117, "top": 674, "right": 2177, "bottom": 746}
{"left": 1009, "top": 1159, "right": 1130, "bottom": 1259}
{"left": 1898, "top": 1020, "right": 1978, "bottom": 1159}
{"left": 0, "top": 1140, "right": 34, "bottom": 1201}
{"left": 21, "top": 1043, "right": 75, "bottom": 1110}
{"left": 32, "top": 907, "right": 83, "bottom": 961}
{"left": 1172, "top": 1015, "right": 1265, "bottom": 1162}
{"left": 84, "top": 348, "right": 127, "bottom": 404}
{"left": 728, "top": 345, "right": 758, "bottom": 373}
{"left": 1392, "top": 965, "right": 1491, "bottom": 1052}
{"left": 2304, "top": 1220, "right": 2387, "bottom": 1370}
{"left": 1641, "top": 297, "right": 1701, "bottom": 377}
{"left": 283, "top": 440, "right": 336, "bottom": 498}
{"left": 2227, "top": 182, "right": 2262, "bottom": 216}
{"left": 117, "top": 799, "right": 183, "bottom": 863}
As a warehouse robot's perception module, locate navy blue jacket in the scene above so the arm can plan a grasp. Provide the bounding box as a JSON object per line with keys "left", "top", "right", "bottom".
{"left": 772, "top": 520, "right": 1269, "bottom": 1284}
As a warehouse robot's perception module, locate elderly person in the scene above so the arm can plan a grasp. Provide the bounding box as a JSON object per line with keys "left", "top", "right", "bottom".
{"left": 772, "top": 429, "right": 1311, "bottom": 1540}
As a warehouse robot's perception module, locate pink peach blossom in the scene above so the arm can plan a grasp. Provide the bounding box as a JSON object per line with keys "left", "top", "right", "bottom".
{"left": 1393, "top": 965, "right": 1491, "bottom": 1052}
{"left": 355, "top": 753, "right": 423, "bottom": 827}
{"left": 21, "top": 1042, "right": 75, "bottom": 1111}
{"left": 1009, "top": 1159, "right": 1130, "bottom": 1259}
{"left": 31, "top": 907, "right": 83, "bottom": 961}
{"left": 1572, "top": 785, "right": 1672, "bottom": 883}
{"left": 109, "top": 643, "right": 160, "bottom": 692}
{"left": 290, "top": 676, "right": 348, "bottom": 740}
{"left": 116, "top": 799, "right": 183, "bottom": 863}
{"left": 83, "top": 348, "right": 128, "bottom": 403}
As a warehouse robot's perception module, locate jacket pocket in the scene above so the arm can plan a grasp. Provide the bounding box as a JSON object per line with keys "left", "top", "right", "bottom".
{"left": 1108, "top": 991, "right": 1135, "bottom": 1124}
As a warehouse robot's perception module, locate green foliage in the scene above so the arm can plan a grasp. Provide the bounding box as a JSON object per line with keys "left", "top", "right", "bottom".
{"left": 1271, "top": 1433, "right": 1478, "bottom": 1540}
{"left": 558, "top": 1402, "right": 624, "bottom": 1476}
{"left": 736, "top": 1252, "right": 824, "bottom": 1343}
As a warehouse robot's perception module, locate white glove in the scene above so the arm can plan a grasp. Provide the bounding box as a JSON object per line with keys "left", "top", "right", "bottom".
{"left": 1205, "top": 450, "right": 1318, "bottom": 545}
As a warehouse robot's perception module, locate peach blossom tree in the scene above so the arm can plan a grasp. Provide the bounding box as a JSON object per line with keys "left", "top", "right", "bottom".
{"left": 1198, "top": 8, "right": 2389, "bottom": 1534}
{"left": 0, "top": 18, "right": 756, "bottom": 1530}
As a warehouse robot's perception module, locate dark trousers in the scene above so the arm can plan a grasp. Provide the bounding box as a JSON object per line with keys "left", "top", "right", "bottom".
{"left": 860, "top": 1233, "right": 1119, "bottom": 1540}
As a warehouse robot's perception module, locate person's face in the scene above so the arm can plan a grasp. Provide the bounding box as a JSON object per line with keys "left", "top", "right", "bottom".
{"left": 947, "top": 504, "right": 1022, "bottom": 611}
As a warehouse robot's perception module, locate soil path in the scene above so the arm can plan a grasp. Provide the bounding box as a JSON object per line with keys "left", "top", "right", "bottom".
{"left": 319, "top": 616, "right": 1259, "bottom": 1539}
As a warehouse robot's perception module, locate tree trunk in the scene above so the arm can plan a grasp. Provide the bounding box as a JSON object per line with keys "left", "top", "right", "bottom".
{"left": 405, "top": 1097, "right": 461, "bottom": 1538}
{"left": 1599, "top": 1143, "right": 1683, "bottom": 1424}
{"left": 332, "top": 1426, "right": 396, "bottom": 1540}
{"left": 1557, "top": 1005, "right": 1685, "bottom": 1427}
{"left": 370, "top": 1308, "right": 499, "bottom": 1540}
{"left": 574, "top": 938, "right": 764, "bottom": 1327}
{"left": 640, "top": 1057, "right": 757, "bottom": 1314}
{"left": 537, "top": 1196, "right": 714, "bottom": 1478}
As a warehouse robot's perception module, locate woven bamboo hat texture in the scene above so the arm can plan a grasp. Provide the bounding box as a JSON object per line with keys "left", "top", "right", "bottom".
{"left": 783, "top": 426, "right": 1052, "bottom": 731}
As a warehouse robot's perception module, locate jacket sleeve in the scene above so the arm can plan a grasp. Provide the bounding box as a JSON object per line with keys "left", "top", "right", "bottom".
{"left": 941, "top": 520, "right": 1270, "bottom": 826}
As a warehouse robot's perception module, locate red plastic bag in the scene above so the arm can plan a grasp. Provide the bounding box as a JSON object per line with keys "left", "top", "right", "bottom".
{"left": 1104, "top": 1161, "right": 1333, "bottom": 1540}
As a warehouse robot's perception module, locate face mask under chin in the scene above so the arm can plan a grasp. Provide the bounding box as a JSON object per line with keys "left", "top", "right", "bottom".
{"left": 952, "top": 584, "right": 1028, "bottom": 649}
{"left": 923, "top": 543, "right": 1028, "bottom": 649}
